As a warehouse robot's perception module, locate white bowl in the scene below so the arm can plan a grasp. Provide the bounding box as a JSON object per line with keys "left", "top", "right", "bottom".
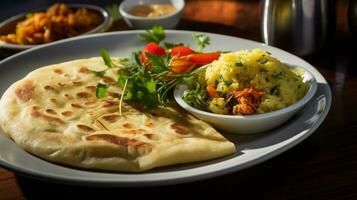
{"left": 119, "top": 0, "right": 184, "bottom": 29}
{"left": 0, "top": 4, "right": 111, "bottom": 51}
{"left": 174, "top": 65, "right": 318, "bottom": 134}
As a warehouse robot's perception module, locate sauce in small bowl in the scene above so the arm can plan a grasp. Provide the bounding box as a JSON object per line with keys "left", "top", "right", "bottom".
{"left": 119, "top": 0, "right": 184, "bottom": 29}
{"left": 130, "top": 4, "right": 177, "bottom": 18}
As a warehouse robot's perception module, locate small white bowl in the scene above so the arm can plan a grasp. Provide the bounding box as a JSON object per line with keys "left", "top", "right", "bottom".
{"left": 0, "top": 4, "right": 111, "bottom": 51}
{"left": 174, "top": 65, "right": 318, "bottom": 134}
{"left": 119, "top": 0, "right": 184, "bottom": 29}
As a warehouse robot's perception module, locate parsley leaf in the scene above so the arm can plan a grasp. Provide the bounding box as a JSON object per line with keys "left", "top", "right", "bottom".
{"left": 100, "top": 49, "right": 113, "bottom": 68}
{"left": 192, "top": 34, "right": 210, "bottom": 52}
{"left": 96, "top": 83, "right": 108, "bottom": 98}
{"left": 138, "top": 25, "right": 165, "bottom": 44}
{"left": 145, "top": 53, "right": 171, "bottom": 73}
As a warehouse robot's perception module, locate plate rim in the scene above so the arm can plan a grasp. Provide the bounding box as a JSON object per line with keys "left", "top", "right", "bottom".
{"left": 0, "top": 30, "right": 332, "bottom": 186}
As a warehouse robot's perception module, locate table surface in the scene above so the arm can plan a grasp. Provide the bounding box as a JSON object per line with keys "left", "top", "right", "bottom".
{"left": 1, "top": 0, "right": 356, "bottom": 199}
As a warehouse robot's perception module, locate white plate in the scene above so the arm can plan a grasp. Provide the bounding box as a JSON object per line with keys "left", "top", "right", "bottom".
{"left": 0, "top": 30, "right": 331, "bottom": 186}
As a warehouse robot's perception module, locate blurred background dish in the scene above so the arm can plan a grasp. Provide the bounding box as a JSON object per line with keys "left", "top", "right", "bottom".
{"left": 119, "top": 0, "right": 184, "bottom": 29}
{"left": 0, "top": 3, "right": 111, "bottom": 52}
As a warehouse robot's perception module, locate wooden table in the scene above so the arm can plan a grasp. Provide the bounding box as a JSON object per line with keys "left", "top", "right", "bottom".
{"left": 1, "top": 1, "right": 356, "bottom": 199}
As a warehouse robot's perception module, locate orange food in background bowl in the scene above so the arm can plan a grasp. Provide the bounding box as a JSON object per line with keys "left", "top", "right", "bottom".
{"left": 0, "top": 3, "right": 103, "bottom": 45}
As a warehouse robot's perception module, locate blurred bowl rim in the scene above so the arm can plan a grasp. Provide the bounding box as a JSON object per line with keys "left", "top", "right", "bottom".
{"left": 119, "top": 0, "right": 184, "bottom": 21}
{"left": 174, "top": 64, "right": 318, "bottom": 121}
{"left": 0, "top": 3, "right": 111, "bottom": 50}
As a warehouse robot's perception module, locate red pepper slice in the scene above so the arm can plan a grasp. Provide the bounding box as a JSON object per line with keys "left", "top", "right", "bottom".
{"left": 140, "top": 42, "right": 166, "bottom": 64}
{"left": 170, "top": 46, "right": 196, "bottom": 57}
{"left": 187, "top": 52, "right": 221, "bottom": 65}
{"left": 170, "top": 59, "right": 195, "bottom": 73}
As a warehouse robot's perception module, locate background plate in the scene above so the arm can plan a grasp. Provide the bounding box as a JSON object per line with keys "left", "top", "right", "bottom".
{"left": 0, "top": 30, "right": 331, "bottom": 186}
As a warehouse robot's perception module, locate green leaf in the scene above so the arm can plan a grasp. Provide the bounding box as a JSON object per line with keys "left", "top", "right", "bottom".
{"left": 145, "top": 53, "right": 170, "bottom": 73}
{"left": 137, "top": 25, "right": 165, "bottom": 43}
{"left": 192, "top": 34, "right": 210, "bottom": 52}
{"left": 100, "top": 49, "right": 113, "bottom": 68}
{"left": 145, "top": 79, "right": 156, "bottom": 93}
{"left": 163, "top": 42, "right": 184, "bottom": 49}
{"left": 96, "top": 83, "right": 108, "bottom": 98}
{"left": 91, "top": 70, "right": 106, "bottom": 77}
{"left": 123, "top": 90, "right": 133, "bottom": 100}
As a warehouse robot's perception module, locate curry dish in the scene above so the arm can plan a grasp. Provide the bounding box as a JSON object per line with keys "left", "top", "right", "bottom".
{"left": 0, "top": 3, "right": 102, "bottom": 45}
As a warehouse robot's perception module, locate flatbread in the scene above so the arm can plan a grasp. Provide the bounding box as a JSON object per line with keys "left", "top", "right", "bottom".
{"left": 0, "top": 57, "right": 236, "bottom": 172}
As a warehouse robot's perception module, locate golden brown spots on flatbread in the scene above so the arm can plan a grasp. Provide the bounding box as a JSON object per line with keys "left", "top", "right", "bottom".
{"left": 102, "top": 114, "right": 119, "bottom": 123}
{"left": 72, "top": 81, "right": 82, "bottom": 86}
{"left": 71, "top": 103, "right": 83, "bottom": 109}
{"left": 85, "top": 134, "right": 152, "bottom": 154}
{"left": 143, "top": 133, "right": 159, "bottom": 140}
{"left": 64, "top": 93, "right": 72, "bottom": 99}
{"left": 79, "top": 67, "right": 90, "bottom": 74}
{"left": 85, "top": 86, "right": 96, "bottom": 91}
{"left": 123, "top": 123, "right": 133, "bottom": 129}
{"left": 84, "top": 98, "right": 97, "bottom": 105}
{"left": 15, "top": 81, "right": 35, "bottom": 102}
{"left": 126, "top": 129, "right": 149, "bottom": 135}
{"left": 85, "top": 134, "right": 135, "bottom": 147}
{"left": 103, "top": 100, "right": 119, "bottom": 107}
{"left": 53, "top": 69, "right": 63, "bottom": 74}
{"left": 170, "top": 123, "right": 190, "bottom": 135}
{"left": 76, "top": 124, "right": 95, "bottom": 133}
{"left": 76, "top": 92, "right": 91, "bottom": 99}
{"left": 30, "top": 106, "right": 65, "bottom": 124}
{"left": 61, "top": 111, "right": 74, "bottom": 117}
{"left": 49, "top": 98, "right": 57, "bottom": 104}
{"left": 101, "top": 77, "right": 115, "bottom": 84}
{"left": 44, "top": 85, "right": 55, "bottom": 91}
{"left": 145, "top": 122, "right": 154, "bottom": 128}
{"left": 45, "top": 109, "right": 57, "bottom": 115}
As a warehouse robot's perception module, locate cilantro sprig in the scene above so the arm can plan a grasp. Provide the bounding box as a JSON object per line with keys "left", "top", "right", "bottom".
{"left": 192, "top": 33, "right": 210, "bottom": 52}
{"left": 138, "top": 25, "right": 166, "bottom": 44}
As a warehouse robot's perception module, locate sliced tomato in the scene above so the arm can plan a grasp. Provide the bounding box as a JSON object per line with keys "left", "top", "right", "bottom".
{"left": 170, "top": 46, "right": 195, "bottom": 57}
{"left": 170, "top": 59, "right": 195, "bottom": 73}
{"left": 140, "top": 42, "right": 166, "bottom": 64}
{"left": 187, "top": 52, "right": 221, "bottom": 65}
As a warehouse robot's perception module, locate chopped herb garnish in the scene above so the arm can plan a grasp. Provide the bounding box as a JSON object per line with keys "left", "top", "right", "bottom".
{"left": 96, "top": 83, "right": 108, "bottom": 98}
{"left": 192, "top": 33, "right": 210, "bottom": 52}
{"left": 235, "top": 61, "right": 244, "bottom": 67}
{"left": 227, "top": 97, "right": 238, "bottom": 107}
{"left": 272, "top": 72, "right": 283, "bottom": 79}
{"left": 137, "top": 25, "right": 165, "bottom": 44}
{"left": 270, "top": 86, "right": 280, "bottom": 96}
{"left": 257, "top": 58, "right": 268, "bottom": 64}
